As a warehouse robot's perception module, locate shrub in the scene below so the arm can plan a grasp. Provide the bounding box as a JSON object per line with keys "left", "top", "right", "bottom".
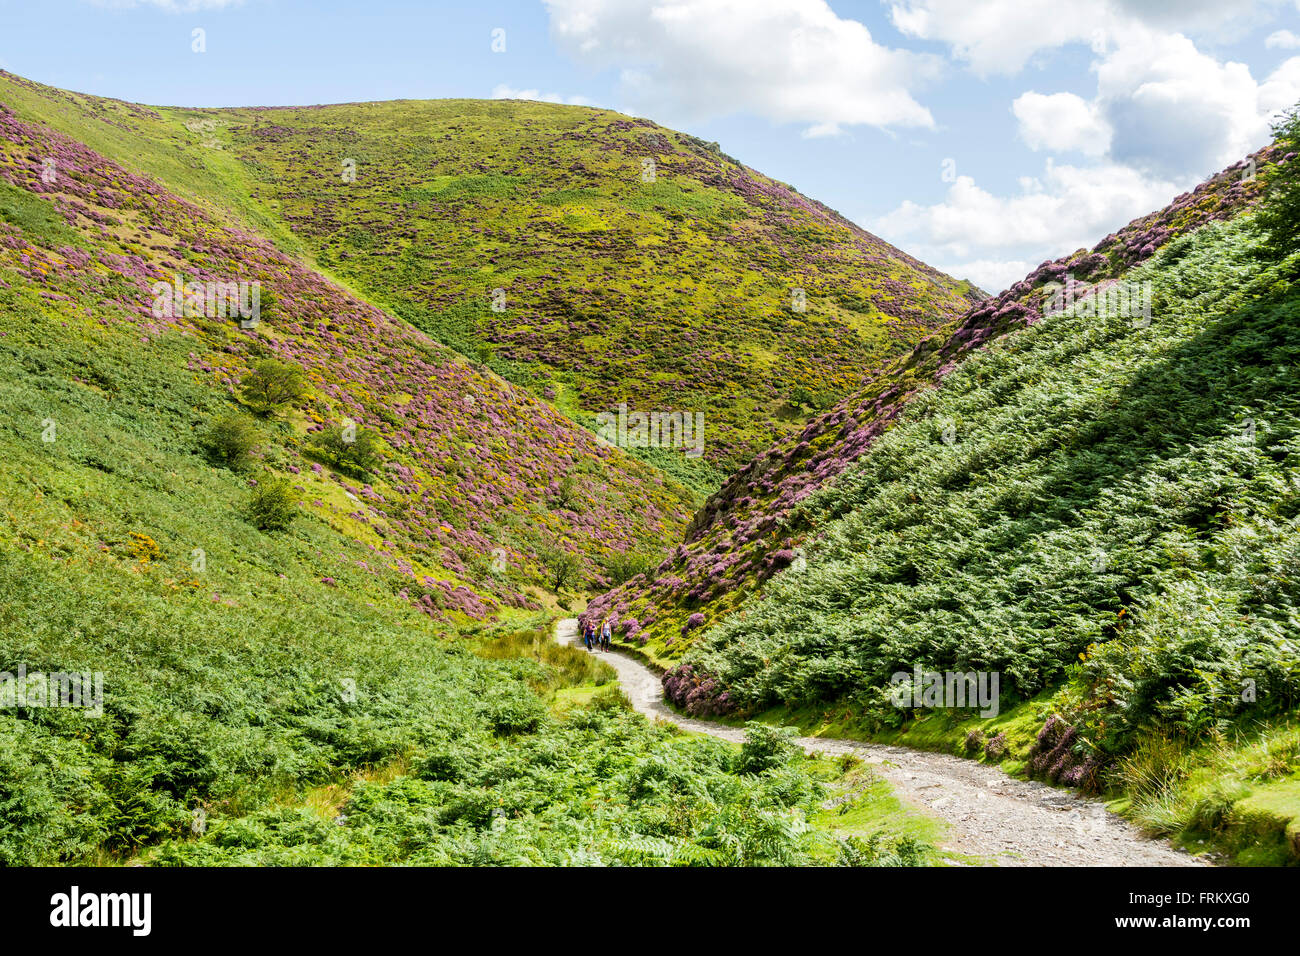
{"left": 200, "top": 413, "right": 259, "bottom": 470}
{"left": 239, "top": 359, "right": 307, "bottom": 415}
{"left": 602, "top": 550, "right": 657, "bottom": 587}
{"left": 483, "top": 690, "right": 546, "bottom": 736}
{"left": 536, "top": 544, "right": 580, "bottom": 593}
{"left": 306, "top": 423, "right": 382, "bottom": 478}
{"left": 737, "top": 721, "right": 799, "bottom": 775}
{"left": 247, "top": 477, "right": 298, "bottom": 531}
{"left": 1255, "top": 103, "right": 1300, "bottom": 259}
{"left": 549, "top": 474, "right": 580, "bottom": 511}
{"left": 984, "top": 732, "right": 1008, "bottom": 761}
{"left": 125, "top": 531, "right": 163, "bottom": 563}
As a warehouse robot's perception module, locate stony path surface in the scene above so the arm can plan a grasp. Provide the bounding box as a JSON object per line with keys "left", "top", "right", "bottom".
{"left": 556, "top": 619, "right": 1204, "bottom": 867}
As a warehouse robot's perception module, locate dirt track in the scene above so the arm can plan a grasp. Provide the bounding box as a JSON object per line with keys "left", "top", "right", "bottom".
{"left": 556, "top": 619, "right": 1203, "bottom": 867}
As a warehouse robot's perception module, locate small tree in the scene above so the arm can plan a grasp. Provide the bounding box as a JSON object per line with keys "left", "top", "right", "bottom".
{"left": 550, "top": 474, "right": 580, "bottom": 511}
{"left": 307, "top": 423, "right": 382, "bottom": 478}
{"left": 239, "top": 359, "right": 307, "bottom": 415}
{"left": 200, "top": 413, "right": 259, "bottom": 470}
{"left": 603, "top": 549, "right": 656, "bottom": 586}
{"left": 1256, "top": 103, "right": 1300, "bottom": 260}
{"left": 537, "top": 543, "right": 581, "bottom": 593}
{"left": 248, "top": 477, "right": 298, "bottom": 531}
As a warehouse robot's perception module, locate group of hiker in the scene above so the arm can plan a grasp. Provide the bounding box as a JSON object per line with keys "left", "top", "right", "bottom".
{"left": 581, "top": 618, "right": 613, "bottom": 652}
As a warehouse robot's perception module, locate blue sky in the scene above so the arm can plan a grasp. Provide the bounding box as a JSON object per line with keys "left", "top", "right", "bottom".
{"left": 2, "top": 0, "right": 1298, "bottom": 291}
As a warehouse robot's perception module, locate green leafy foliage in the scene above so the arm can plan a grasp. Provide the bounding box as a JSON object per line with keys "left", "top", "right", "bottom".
{"left": 685, "top": 216, "right": 1300, "bottom": 756}
{"left": 1255, "top": 105, "right": 1300, "bottom": 260}
{"left": 738, "top": 722, "right": 800, "bottom": 775}
{"left": 239, "top": 358, "right": 307, "bottom": 415}
{"left": 247, "top": 476, "right": 298, "bottom": 531}
{"left": 200, "top": 413, "right": 260, "bottom": 470}
{"left": 305, "top": 423, "right": 382, "bottom": 479}
{"left": 537, "top": 543, "right": 582, "bottom": 593}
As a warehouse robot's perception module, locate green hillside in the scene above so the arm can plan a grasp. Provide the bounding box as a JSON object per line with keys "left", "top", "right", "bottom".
{"left": 0, "top": 71, "right": 980, "bottom": 477}
{"left": 622, "top": 127, "right": 1300, "bottom": 863}
{"left": 0, "top": 91, "right": 941, "bottom": 867}
{"left": 586, "top": 142, "right": 1283, "bottom": 666}
{"left": 0, "top": 87, "right": 706, "bottom": 619}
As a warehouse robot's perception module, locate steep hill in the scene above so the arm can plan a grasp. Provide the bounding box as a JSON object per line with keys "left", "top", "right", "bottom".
{"left": 0, "top": 95, "right": 912, "bottom": 867}
{"left": 0, "top": 97, "right": 692, "bottom": 623}
{"left": 585, "top": 143, "right": 1286, "bottom": 665}
{"left": 580, "top": 129, "right": 1300, "bottom": 862}
{"left": 0, "top": 71, "right": 981, "bottom": 478}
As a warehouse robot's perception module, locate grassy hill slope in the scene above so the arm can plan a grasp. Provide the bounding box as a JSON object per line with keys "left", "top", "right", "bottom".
{"left": 0, "top": 101, "right": 940, "bottom": 868}
{"left": 585, "top": 144, "right": 1285, "bottom": 666}
{"left": 0, "top": 71, "right": 981, "bottom": 477}
{"left": 596, "top": 131, "right": 1300, "bottom": 863}
{"left": 0, "top": 96, "right": 706, "bottom": 615}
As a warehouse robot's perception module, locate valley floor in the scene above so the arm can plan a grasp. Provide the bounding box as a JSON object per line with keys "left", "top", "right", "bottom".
{"left": 554, "top": 619, "right": 1202, "bottom": 867}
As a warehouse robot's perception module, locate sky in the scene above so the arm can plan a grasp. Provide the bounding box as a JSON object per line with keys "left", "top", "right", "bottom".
{"left": 2, "top": 0, "right": 1298, "bottom": 292}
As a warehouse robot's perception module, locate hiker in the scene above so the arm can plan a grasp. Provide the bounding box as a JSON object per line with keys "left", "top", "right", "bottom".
{"left": 582, "top": 621, "right": 592, "bottom": 651}
{"left": 601, "top": 618, "right": 612, "bottom": 651}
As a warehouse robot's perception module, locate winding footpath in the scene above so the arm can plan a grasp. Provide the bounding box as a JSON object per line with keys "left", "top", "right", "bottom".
{"left": 556, "top": 619, "right": 1204, "bottom": 867}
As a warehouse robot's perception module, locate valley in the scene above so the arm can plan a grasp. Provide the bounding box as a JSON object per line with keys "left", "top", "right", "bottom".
{"left": 0, "top": 63, "right": 1296, "bottom": 870}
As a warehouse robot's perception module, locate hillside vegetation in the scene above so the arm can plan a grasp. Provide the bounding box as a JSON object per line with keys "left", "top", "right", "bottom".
{"left": 0, "top": 95, "right": 700, "bottom": 618}
{"left": 586, "top": 143, "right": 1284, "bottom": 665}
{"left": 610, "top": 122, "right": 1300, "bottom": 863}
{"left": 0, "top": 90, "right": 944, "bottom": 867}
{"left": 0, "top": 71, "right": 980, "bottom": 477}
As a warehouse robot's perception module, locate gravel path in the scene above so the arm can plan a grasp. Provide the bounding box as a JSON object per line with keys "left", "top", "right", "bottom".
{"left": 556, "top": 619, "right": 1204, "bottom": 867}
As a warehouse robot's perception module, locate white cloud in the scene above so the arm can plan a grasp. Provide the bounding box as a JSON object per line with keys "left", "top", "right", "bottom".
{"left": 1013, "top": 91, "right": 1111, "bottom": 156}
{"left": 877, "top": 1, "right": 1300, "bottom": 288}
{"left": 889, "top": 0, "right": 1098, "bottom": 77}
{"left": 542, "top": 0, "right": 941, "bottom": 134}
{"left": 870, "top": 161, "right": 1177, "bottom": 292}
{"left": 887, "top": 0, "right": 1283, "bottom": 76}
{"left": 86, "top": 0, "right": 246, "bottom": 10}
{"left": 1266, "top": 29, "right": 1300, "bottom": 49}
{"left": 1096, "top": 35, "right": 1300, "bottom": 177}
{"left": 489, "top": 84, "right": 593, "bottom": 107}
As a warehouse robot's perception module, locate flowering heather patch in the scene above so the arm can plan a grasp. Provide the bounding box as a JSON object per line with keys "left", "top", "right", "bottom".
{"left": 0, "top": 99, "right": 693, "bottom": 620}
{"left": 1026, "top": 716, "right": 1101, "bottom": 790}
{"left": 662, "top": 663, "right": 735, "bottom": 717}
{"left": 984, "top": 733, "right": 1008, "bottom": 762}
{"left": 59, "top": 91, "right": 977, "bottom": 470}
{"left": 585, "top": 144, "right": 1284, "bottom": 665}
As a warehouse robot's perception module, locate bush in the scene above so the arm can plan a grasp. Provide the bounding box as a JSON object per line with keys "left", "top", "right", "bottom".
{"left": 239, "top": 359, "right": 307, "bottom": 415}
{"left": 306, "top": 423, "right": 382, "bottom": 478}
{"left": 984, "top": 732, "right": 1008, "bottom": 761}
{"left": 737, "top": 721, "right": 799, "bottom": 775}
{"left": 200, "top": 413, "right": 259, "bottom": 470}
{"left": 550, "top": 474, "right": 580, "bottom": 511}
{"left": 482, "top": 690, "right": 546, "bottom": 736}
{"left": 602, "top": 550, "right": 657, "bottom": 587}
{"left": 247, "top": 477, "right": 298, "bottom": 531}
{"left": 1256, "top": 103, "right": 1300, "bottom": 259}
{"left": 536, "top": 544, "right": 580, "bottom": 593}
